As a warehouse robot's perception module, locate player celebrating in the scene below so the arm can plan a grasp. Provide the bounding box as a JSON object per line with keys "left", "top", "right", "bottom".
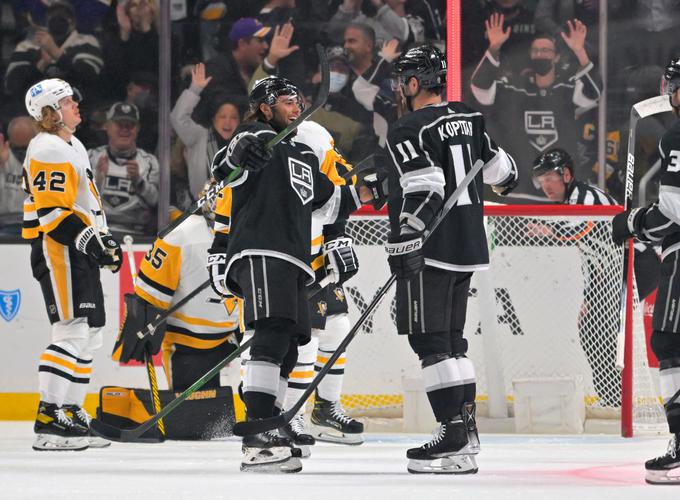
{"left": 23, "top": 79, "right": 122, "bottom": 451}
{"left": 208, "top": 76, "right": 368, "bottom": 473}
{"left": 611, "top": 58, "right": 680, "bottom": 485}
{"left": 280, "top": 120, "right": 364, "bottom": 452}
{"left": 386, "top": 46, "right": 517, "bottom": 474}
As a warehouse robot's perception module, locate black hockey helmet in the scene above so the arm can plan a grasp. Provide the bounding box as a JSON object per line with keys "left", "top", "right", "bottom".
{"left": 532, "top": 148, "right": 573, "bottom": 178}
{"left": 392, "top": 45, "right": 447, "bottom": 91}
{"left": 661, "top": 57, "right": 680, "bottom": 96}
{"left": 249, "top": 76, "right": 303, "bottom": 112}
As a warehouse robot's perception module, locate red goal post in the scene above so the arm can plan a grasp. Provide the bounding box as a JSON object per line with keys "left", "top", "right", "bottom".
{"left": 341, "top": 204, "right": 665, "bottom": 436}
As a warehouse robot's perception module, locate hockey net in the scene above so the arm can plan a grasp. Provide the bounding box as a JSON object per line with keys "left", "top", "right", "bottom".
{"left": 338, "top": 205, "right": 666, "bottom": 435}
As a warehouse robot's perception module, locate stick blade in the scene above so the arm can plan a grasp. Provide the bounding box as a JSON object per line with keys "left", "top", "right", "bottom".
{"left": 232, "top": 414, "right": 287, "bottom": 437}
{"left": 90, "top": 417, "right": 163, "bottom": 443}
{"left": 633, "top": 95, "right": 673, "bottom": 119}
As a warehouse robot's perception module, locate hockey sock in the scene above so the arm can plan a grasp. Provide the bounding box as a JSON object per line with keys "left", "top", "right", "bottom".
{"left": 62, "top": 354, "right": 92, "bottom": 406}
{"left": 316, "top": 315, "right": 349, "bottom": 402}
{"left": 455, "top": 355, "right": 477, "bottom": 404}
{"left": 284, "top": 335, "right": 317, "bottom": 414}
{"left": 243, "top": 360, "right": 280, "bottom": 419}
{"left": 659, "top": 357, "right": 680, "bottom": 433}
{"left": 421, "top": 354, "right": 463, "bottom": 421}
{"left": 275, "top": 376, "right": 288, "bottom": 412}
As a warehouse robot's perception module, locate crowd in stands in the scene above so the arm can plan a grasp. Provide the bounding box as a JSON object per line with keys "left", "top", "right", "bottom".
{"left": 0, "top": 0, "right": 677, "bottom": 237}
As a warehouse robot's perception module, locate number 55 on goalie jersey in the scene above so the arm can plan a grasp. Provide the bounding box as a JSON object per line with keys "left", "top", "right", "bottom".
{"left": 132, "top": 214, "right": 240, "bottom": 359}
{"left": 386, "top": 101, "right": 518, "bottom": 271}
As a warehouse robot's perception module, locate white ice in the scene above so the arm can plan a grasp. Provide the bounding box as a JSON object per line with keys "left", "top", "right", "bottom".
{"left": 1, "top": 422, "right": 678, "bottom": 500}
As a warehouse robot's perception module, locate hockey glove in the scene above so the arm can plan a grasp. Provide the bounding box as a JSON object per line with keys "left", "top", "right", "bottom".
{"left": 323, "top": 237, "right": 359, "bottom": 284}
{"left": 229, "top": 132, "right": 271, "bottom": 171}
{"left": 492, "top": 174, "right": 519, "bottom": 196}
{"left": 74, "top": 226, "right": 123, "bottom": 273}
{"left": 386, "top": 229, "right": 425, "bottom": 280}
{"left": 207, "top": 249, "right": 230, "bottom": 297}
{"left": 112, "top": 294, "right": 166, "bottom": 363}
{"left": 611, "top": 207, "right": 646, "bottom": 245}
{"left": 362, "top": 172, "right": 389, "bottom": 210}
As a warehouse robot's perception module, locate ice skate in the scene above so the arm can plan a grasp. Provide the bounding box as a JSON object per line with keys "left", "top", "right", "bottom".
{"left": 240, "top": 431, "right": 303, "bottom": 473}
{"left": 461, "top": 402, "right": 480, "bottom": 455}
{"left": 406, "top": 420, "right": 478, "bottom": 474}
{"left": 310, "top": 395, "right": 364, "bottom": 445}
{"left": 278, "top": 414, "right": 315, "bottom": 458}
{"left": 64, "top": 404, "right": 111, "bottom": 449}
{"left": 646, "top": 435, "right": 680, "bottom": 485}
{"left": 32, "top": 402, "right": 89, "bottom": 452}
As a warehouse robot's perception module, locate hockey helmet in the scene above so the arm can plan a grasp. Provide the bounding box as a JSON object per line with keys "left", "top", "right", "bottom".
{"left": 392, "top": 45, "right": 447, "bottom": 91}
{"left": 661, "top": 57, "right": 680, "bottom": 96}
{"left": 25, "top": 78, "right": 80, "bottom": 121}
{"left": 249, "top": 76, "right": 303, "bottom": 112}
{"left": 532, "top": 148, "right": 573, "bottom": 180}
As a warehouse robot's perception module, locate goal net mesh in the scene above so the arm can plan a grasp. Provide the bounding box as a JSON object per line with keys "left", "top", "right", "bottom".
{"left": 338, "top": 208, "right": 665, "bottom": 432}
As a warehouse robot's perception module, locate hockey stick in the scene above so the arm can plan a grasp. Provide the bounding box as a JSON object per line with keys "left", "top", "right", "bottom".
{"left": 615, "top": 95, "right": 672, "bottom": 370}
{"left": 157, "top": 43, "right": 330, "bottom": 240}
{"left": 91, "top": 337, "right": 253, "bottom": 442}
{"left": 233, "top": 158, "right": 486, "bottom": 436}
{"left": 123, "top": 235, "right": 167, "bottom": 438}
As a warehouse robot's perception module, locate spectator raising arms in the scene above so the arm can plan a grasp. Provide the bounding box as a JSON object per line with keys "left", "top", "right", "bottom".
{"left": 171, "top": 63, "right": 241, "bottom": 198}
{"left": 471, "top": 16, "right": 601, "bottom": 195}
{"left": 89, "top": 102, "right": 159, "bottom": 236}
{"left": 4, "top": 2, "right": 103, "bottom": 109}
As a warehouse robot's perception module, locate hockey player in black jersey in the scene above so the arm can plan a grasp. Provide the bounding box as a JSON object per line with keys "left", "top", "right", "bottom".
{"left": 386, "top": 46, "right": 518, "bottom": 474}
{"left": 612, "top": 58, "right": 680, "bottom": 485}
{"left": 207, "top": 76, "right": 369, "bottom": 473}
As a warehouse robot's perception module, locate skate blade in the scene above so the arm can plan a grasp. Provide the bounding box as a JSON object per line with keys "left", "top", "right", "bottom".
{"left": 32, "top": 434, "right": 89, "bottom": 452}
{"left": 240, "top": 456, "right": 302, "bottom": 474}
{"left": 309, "top": 424, "right": 364, "bottom": 445}
{"left": 458, "top": 442, "right": 481, "bottom": 455}
{"left": 408, "top": 455, "right": 478, "bottom": 475}
{"left": 298, "top": 445, "right": 311, "bottom": 459}
{"left": 87, "top": 436, "right": 112, "bottom": 448}
{"left": 646, "top": 469, "right": 680, "bottom": 485}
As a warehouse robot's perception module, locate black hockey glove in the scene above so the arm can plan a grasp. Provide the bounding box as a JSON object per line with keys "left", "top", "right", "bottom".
{"left": 362, "top": 172, "right": 389, "bottom": 210}
{"left": 207, "top": 249, "right": 229, "bottom": 297}
{"left": 385, "top": 229, "right": 425, "bottom": 280}
{"left": 112, "top": 294, "right": 166, "bottom": 363}
{"left": 323, "top": 237, "right": 359, "bottom": 284}
{"left": 611, "top": 207, "right": 647, "bottom": 246}
{"left": 492, "top": 173, "right": 519, "bottom": 196}
{"left": 229, "top": 133, "right": 271, "bottom": 171}
{"left": 74, "top": 226, "right": 122, "bottom": 273}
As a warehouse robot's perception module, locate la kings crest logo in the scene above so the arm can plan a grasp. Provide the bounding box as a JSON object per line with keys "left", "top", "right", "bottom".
{"left": 288, "top": 158, "right": 313, "bottom": 204}
{"left": 525, "top": 110, "right": 558, "bottom": 152}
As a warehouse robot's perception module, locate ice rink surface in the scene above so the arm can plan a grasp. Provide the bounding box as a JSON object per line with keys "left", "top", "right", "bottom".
{"left": 1, "top": 422, "right": 679, "bottom": 500}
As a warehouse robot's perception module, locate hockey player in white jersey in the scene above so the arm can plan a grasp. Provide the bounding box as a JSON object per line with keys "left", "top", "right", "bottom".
{"left": 279, "top": 120, "right": 364, "bottom": 453}
{"left": 612, "top": 58, "right": 680, "bottom": 484}
{"left": 113, "top": 183, "right": 241, "bottom": 392}
{"left": 386, "top": 46, "right": 518, "bottom": 474}
{"left": 22, "top": 79, "right": 122, "bottom": 451}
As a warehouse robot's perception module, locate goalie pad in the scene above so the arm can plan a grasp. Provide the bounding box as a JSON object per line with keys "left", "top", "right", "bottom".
{"left": 97, "top": 385, "right": 236, "bottom": 440}
{"left": 112, "top": 294, "right": 166, "bottom": 363}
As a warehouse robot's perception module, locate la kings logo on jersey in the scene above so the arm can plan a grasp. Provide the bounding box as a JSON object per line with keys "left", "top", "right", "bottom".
{"left": 525, "top": 110, "right": 558, "bottom": 152}
{"left": 288, "top": 158, "right": 313, "bottom": 204}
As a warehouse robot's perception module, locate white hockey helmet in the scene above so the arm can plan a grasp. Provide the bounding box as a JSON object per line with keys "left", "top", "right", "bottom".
{"left": 25, "top": 78, "right": 75, "bottom": 121}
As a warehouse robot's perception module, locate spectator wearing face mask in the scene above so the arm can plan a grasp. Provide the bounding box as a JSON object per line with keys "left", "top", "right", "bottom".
{"left": 171, "top": 63, "right": 242, "bottom": 199}
{"left": 0, "top": 116, "right": 36, "bottom": 235}
{"left": 123, "top": 71, "right": 159, "bottom": 153}
{"left": 4, "top": 1, "right": 104, "bottom": 106}
{"left": 89, "top": 102, "right": 160, "bottom": 236}
{"left": 470, "top": 17, "right": 601, "bottom": 195}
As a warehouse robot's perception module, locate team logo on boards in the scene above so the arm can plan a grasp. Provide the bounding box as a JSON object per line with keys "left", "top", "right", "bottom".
{"left": 288, "top": 158, "right": 314, "bottom": 204}
{"left": 0, "top": 289, "right": 21, "bottom": 322}
{"left": 525, "top": 110, "right": 558, "bottom": 152}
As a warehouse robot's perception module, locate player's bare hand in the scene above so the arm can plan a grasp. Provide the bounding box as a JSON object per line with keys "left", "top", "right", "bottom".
{"left": 381, "top": 39, "right": 402, "bottom": 63}
{"left": 0, "top": 133, "right": 9, "bottom": 167}
{"left": 191, "top": 63, "right": 212, "bottom": 90}
{"left": 358, "top": 185, "right": 375, "bottom": 204}
{"left": 267, "top": 22, "right": 299, "bottom": 66}
{"left": 125, "top": 160, "right": 140, "bottom": 181}
{"left": 526, "top": 222, "right": 554, "bottom": 238}
{"left": 485, "top": 13, "right": 511, "bottom": 54}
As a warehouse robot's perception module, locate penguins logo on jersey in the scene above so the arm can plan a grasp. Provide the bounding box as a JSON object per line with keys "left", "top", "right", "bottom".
{"left": 288, "top": 158, "right": 314, "bottom": 204}
{"left": 333, "top": 287, "right": 345, "bottom": 303}
{"left": 525, "top": 110, "right": 558, "bottom": 152}
{"left": 317, "top": 300, "right": 328, "bottom": 317}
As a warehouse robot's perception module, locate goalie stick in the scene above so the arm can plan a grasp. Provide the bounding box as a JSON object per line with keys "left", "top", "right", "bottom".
{"left": 232, "top": 158, "right": 486, "bottom": 437}
{"left": 157, "top": 43, "right": 330, "bottom": 240}
{"left": 91, "top": 337, "right": 253, "bottom": 442}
